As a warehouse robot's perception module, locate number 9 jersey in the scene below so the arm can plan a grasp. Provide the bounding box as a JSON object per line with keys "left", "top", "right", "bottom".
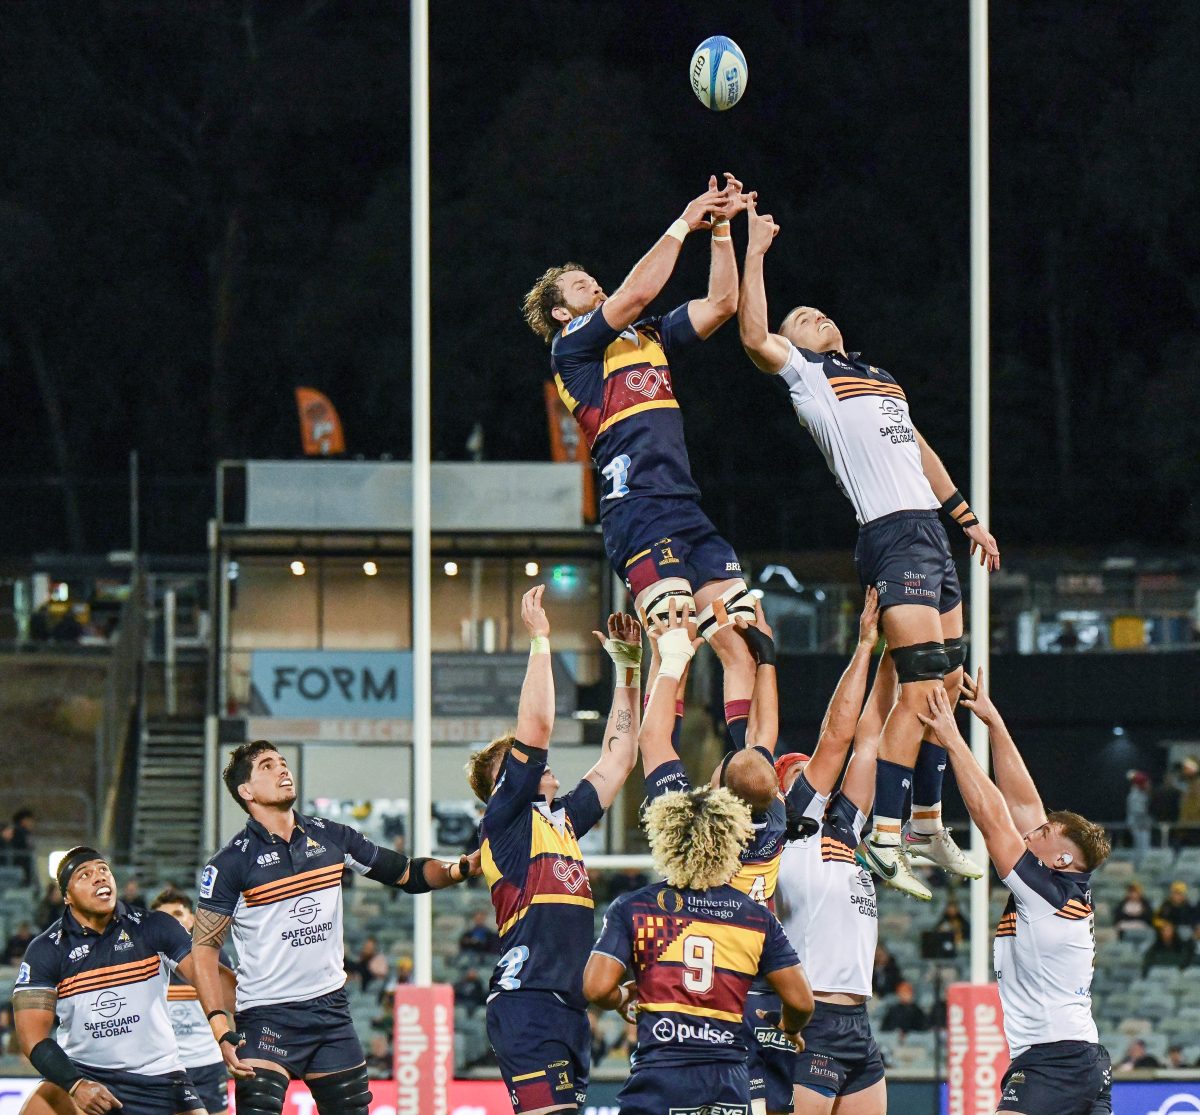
{"left": 550, "top": 305, "right": 702, "bottom": 515}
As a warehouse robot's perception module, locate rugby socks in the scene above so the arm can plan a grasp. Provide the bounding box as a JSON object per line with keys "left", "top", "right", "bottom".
{"left": 872, "top": 759, "right": 913, "bottom": 847}
{"left": 911, "top": 739, "right": 948, "bottom": 836}
{"left": 724, "top": 699, "right": 751, "bottom": 752}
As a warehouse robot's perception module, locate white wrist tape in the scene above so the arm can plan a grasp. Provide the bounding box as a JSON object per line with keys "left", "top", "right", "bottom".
{"left": 602, "top": 638, "right": 643, "bottom": 687}
{"left": 655, "top": 627, "right": 696, "bottom": 680}
{"left": 666, "top": 218, "right": 689, "bottom": 243}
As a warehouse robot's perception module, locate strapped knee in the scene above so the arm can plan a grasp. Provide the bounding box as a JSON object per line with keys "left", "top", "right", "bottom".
{"left": 236, "top": 1069, "right": 289, "bottom": 1115}
{"left": 635, "top": 577, "right": 694, "bottom": 627}
{"left": 892, "top": 640, "right": 951, "bottom": 683}
{"left": 309, "top": 1065, "right": 371, "bottom": 1115}
{"left": 695, "top": 580, "right": 756, "bottom": 643}
{"left": 944, "top": 635, "right": 966, "bottom": 672}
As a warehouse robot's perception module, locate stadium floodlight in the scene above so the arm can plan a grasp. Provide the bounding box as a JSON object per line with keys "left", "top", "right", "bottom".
{"left": 289, "top": 560, "right": 306, "bottom": 577}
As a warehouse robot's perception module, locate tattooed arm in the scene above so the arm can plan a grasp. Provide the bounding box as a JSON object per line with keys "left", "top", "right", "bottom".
{"left": 191, "top": 909, "right": 254, "bottom": 1079}
{"left": 583, "top": 613, "right": 643, "bottom": 810}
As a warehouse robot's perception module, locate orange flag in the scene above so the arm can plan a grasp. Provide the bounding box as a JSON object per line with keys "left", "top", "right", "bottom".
{"left": 295, "top": 387, "right": 346, "bottom": 456}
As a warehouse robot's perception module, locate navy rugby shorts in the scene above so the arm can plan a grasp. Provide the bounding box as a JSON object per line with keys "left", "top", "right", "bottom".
{"left": 793, "top": 1001, "right": 885, "bottom": 1098}
{"left": 235, "top": 988, "right": 363, "bottom": 1077}
{"left": 74, "top": 1065, "right": 204, "bottom": 1115}
{"left": 485, "top": 990, "right": 590, "bottom": 1114}
{"left": 997, "top": 1041, "right": 1112, "bottom": 1115}
{"left": 854, "top": 509, "right": 961, "bottom": 614}
{"left": 616, "top": 1058, "right": 751, "bottom": 1115}
{"left": 604, "top": 495, "right": 742, "bottom": 596}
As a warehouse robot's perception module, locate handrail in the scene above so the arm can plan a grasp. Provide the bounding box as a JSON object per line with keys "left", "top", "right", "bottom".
{"left": 95, "top": 570, "right": 145, "bottom": 850}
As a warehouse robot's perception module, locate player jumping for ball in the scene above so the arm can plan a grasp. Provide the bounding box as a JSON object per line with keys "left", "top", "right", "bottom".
{"left": 918, "top": 673, "right": 1112, "bottom": 1115}
{"left": 737, "top": 198, "right": 1001, "bottom": 900}
{"left": 523, "top": 175, "right": 762, "bottom": 754}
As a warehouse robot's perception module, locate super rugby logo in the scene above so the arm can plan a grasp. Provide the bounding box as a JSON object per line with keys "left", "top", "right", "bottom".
{"left": 288, "top": 895, "right": 321, "bottom": 925}
{"left": 552, "top": 859, "right": 587, "bottom": 894}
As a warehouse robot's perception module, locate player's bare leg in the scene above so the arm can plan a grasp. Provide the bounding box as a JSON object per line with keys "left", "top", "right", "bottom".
{"left": 694, "top": 577, "right": 757, "bottom": 750}
{"left": 904, "top": 602, "right": 981, "bottom": 879}
{"left": 859, "top": 604, "right": 945, "bottom": 900}
{"left": 18, "top": 1083, "right": 77, "bottom": 1115}
{"left": 792, "top": 1083, "right": 836, "bottom": 1115}
{"left": 830, "top": 1077, "right": 886, "bottom": 1115}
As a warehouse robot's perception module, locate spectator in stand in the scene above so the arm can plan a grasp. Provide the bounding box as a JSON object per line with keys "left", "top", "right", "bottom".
{"left": 1157, "top": 881, "right": 1200, "bottom": 934}
{"left": 1126, "top": 771, "right": 1153, "bottom": 865}
{"left": 1113, "top": 883, "right": 1155, "bottom": 939}
{"left": 452, "top": 967, "right": 487, "bottom": 1014}
{"left": 121, "top": 877, "right": 146, "bottom": 909}
{"left": 872, "top": 944, "right": 904, "bottom": 998}
{"left": 0, "top": 1004, "right": 12, "bottom": 1050}
{"left": 1180, "top": 758, "right": 1200, "bottom": 843}
{"left": 35, "top": 881, "right": 64, "bottom": 928}
{"left": 1165, "top": 1045, "right": 1191, "bottom": 1070}
{"left": 1142, "top": 919, "right": 1194, "bottom": 975}
{"left": 1151, "top": 763, "right": 1184, "bottom": 833}
{"left": 935, "top": 897, "right": 970, "bottom": 950}
{"left": 365, "top": 1034, "right": 392, "bottom": 1079}
{"left": 391, "top": 956, "right": 414, "bottom": 988}
{"left": 881, "top": 981, "right": 929, "bottom": 1034}
{"left": 1116, "top": 1038, "right": 1160, "bottom": 1071}
{"left": 9, "top": 808, "right": 35, "bottom": 885}
{"left": 350, "top": 937, "right": 390, "bottom": 993}
{"left": 457, "top": 909, "right": 500, "bottom": 956}
{"left": 3, "top": 921, "right": 35, "bottom": 965}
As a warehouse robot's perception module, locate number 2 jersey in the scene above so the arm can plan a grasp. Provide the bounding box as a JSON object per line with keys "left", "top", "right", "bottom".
{"left": 480, "top": 740, "right": 604, "bottom": 1009}
{"left": 550, "top": 304, "right": 702, "bottom": 516}
{"left": 994, "top": 850, "right": 1098, "bottom": 1058}
{"left": 592, "top": 881, "right": 798, "bottom": 1066}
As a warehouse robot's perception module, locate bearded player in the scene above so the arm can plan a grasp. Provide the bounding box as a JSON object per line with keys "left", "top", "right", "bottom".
{"left": 523, "top": 175, "right": 761, "bottom": 754}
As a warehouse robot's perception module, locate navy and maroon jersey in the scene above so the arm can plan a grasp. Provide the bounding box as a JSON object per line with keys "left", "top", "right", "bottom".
{"left": 480, "top": 741, "right": 604, "bottom": 1009}
{"left": 592, "top": 881, "right": 798, "bottom": 1066}
{"left": 645, "top": 747, "right": 787, "bottom": 908}
{"left": 550, "top": 304, "right": 702, "bottom": 516}
{"left": 14, "top": 903, "right": 191, "bottom": 1075}
{"left": 199, "top": 812, "right": 402, "bottom": 1010}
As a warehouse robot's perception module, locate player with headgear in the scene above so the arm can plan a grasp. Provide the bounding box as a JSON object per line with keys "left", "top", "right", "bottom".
{"left": 738, "top": 197, "right": 999, "bottom": 900}
{"left": 522, "top": 174, "right": 763, "bottom": 756}
{"left": 12, "top": 848, "right": 237, "bottom": 1115}
{"left": 775, "top": 609, "right": 894, "bottom": 1115}
{"left": 583, "top": 639, "right": 814, "bottom": 1115}
{"left": 917, "top": 672, "right": 1112, "bottom": 1115}
{"left": 465, "top": 587, "right": 643, "bottom": 1115}
{"left": 187, "top": 729, "right": 480, "bottom": 1115}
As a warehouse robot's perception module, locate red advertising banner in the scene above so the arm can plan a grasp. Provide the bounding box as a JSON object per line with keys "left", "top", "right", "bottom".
{"left": 392, "top": 983, "right": 457, "bottom": 1115}
{"left": 946, "top": 982, "right": 1010, "bottom": 1115}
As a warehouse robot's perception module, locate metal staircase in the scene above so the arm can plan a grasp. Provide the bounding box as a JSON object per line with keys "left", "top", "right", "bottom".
{"left": 130, "top": 718, "right": 207, "bottom": 887}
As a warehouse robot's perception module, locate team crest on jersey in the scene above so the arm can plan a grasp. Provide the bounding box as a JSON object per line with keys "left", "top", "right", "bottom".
{"left": 305, "top": 837, "right": 327, "bottom": 858}
{"left": 114, "top": 930, "right": 134, "bottom": 952}
{"left": 563, "top": 310, "right": 595, "bottom": 335}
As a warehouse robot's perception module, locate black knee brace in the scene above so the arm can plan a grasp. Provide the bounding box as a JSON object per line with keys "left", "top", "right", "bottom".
{"left": 309, "top": 1064, "right": 371, "bottom": 1115}
{"left": 944, "top": 636, "right": 966, "bottom": 672}
{"left": 892, "top": 640, "right": 950, "bottom": 683}
{"left": 235, "top": 1069, "right": 289, "bottom": 1115}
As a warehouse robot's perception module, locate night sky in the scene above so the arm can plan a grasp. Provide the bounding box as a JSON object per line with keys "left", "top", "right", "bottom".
{"left": 0, "top": 1, "right": 1196, "bottom": 556}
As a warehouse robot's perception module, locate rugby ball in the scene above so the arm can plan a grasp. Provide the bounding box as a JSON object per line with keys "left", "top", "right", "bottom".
{"left": 689, "top": 36, "right": 748, "bottom": 111}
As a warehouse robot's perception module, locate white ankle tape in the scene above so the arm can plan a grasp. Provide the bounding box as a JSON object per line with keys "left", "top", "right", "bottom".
{"left": 634, "top": 578, "right": 694, "bottom": 626}
{"left": 695, "top": 581, "right": 756, "bottom": 642}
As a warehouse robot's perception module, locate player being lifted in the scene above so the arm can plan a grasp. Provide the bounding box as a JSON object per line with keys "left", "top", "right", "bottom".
{"left": 189, "top": 743, "right": 478, "bottom": 1115}
{"left": 583, "top": 651, "right": 814, "bottom": 1115}
{"left": 465, "top": 587, "right": 642, "bottom": 1115}
{"left": 523, "top": 175, "right": 761, "bottom": 754}
{"left": 638, "top": 599, "right": 790, "bottom": 1115}
{"left": 737, "top": 198, "right": 1001, "bottom": 900}
{"left": 918, "top": 674, "right": 1111, "bottom": 1115}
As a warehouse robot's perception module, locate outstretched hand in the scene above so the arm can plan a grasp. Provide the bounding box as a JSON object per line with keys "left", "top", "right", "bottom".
{"left": 916, "top": 687, "right": 964, "bottom": 749}
{"left": 682, "top": 179, "right": 731, "bottom": 232}
{"left": 649, "top": 597, "right": 702, "bottom": 651}
{"left": 520, "top": 584, "right": 549, "bottom": 638}
{"left": 959, "top": 667, "right": 998, "bottom": 725}
{"left": 734, "top": 598, "right": 776, "bottom": 664}
{"left": 858, "top": 586, "right": 880, "bottom": 647}
{"left": 745, "top": 195, "right": 780, "bottom": 254}
{"left": 593, "top": 612, "right": 643, "bottom": 674}
{"left": 966, "top": 523, "right": 1000, "bottom": 571}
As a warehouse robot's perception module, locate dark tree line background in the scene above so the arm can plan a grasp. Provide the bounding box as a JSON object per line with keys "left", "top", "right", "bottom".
{"left": 0, "top": 0, "right": 1196, "bottom": 556}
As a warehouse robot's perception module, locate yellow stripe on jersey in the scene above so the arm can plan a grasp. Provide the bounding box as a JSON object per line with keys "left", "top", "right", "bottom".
{"left": 596, "top": 398, "right": 680, "bottom": 436}
{"left": 529, "top": 811, "right": 586, "bottom": 860}
{"left": 480, "top": 838, "right": 501, "bottom": 889}
{"left": 497, "top": 893, "right": 594, "bottom": 937}
{"left": 656, "top": 921, "right": 763, "bottom": 977}
{"left": 638, "top": 999, "right": 743, "bottom": 1024}
{"left": 603, "top": 334, "right": 668, "bottom": 378}
{"left": 511, "top": 1070, "right": 546, "bottom": 1083}
{"left": 552, "top": 372, "right": 580, "bottom": 415}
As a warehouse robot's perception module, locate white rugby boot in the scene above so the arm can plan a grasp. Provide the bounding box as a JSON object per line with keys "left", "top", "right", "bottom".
{"left": 858, "top": 839, "right": 933, "bottom": 901}
{"left": 905, "top": 826, "right": 984, "bottom": 879}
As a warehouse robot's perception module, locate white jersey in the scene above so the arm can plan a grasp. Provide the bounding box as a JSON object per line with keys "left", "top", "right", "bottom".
{"left": 780, "top": 343, "right": 939, "bottom": 525}
{"left": 776, "top": 775, "right": 877, "bottom": 997}
{"left": 994, "top": 850, "right": 1098, "bottom": 1058}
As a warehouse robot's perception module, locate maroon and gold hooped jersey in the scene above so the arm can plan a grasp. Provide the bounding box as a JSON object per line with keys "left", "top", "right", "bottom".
{"left": 550, "top": 304, "right": 702, "bottom": 517}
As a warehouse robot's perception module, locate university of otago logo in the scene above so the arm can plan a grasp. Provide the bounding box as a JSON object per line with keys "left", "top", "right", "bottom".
{"left": 656, "top": 889, "right": 684, "bottom": 914}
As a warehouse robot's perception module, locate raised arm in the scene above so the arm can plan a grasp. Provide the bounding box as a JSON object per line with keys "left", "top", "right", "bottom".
{"left": 918, "top": 688, "right": 1026, "bottom": 876}
{"left": 687, "top": 173, "right": 750, "bottom": 339}
{"left": 740, "top": 602, "right": 778, "bottom": 754}
{"left": 515, "top": 584, "right": 554, "bottom": 750}
{"left": 640, "top": 601, "right": 699, "bottom": 778}
{"left": 601, "top": 179, "right": 731, "bottom": 333}
{"left": 914, "top": 429, "right": 1000, "bottom": 571}
{"left": 837, "top": 647, "right": 896, "bottom": 815}
{"left": 738, "top": 197, "right": 790, "bottom": 374}
{"left": 803, "top": 589, "right": 880, "bottom": 796}
{"left": 582, "top": 613, "right": 643, "bottom": 809}
{"left": 959, "top": 668, "right": 1047, "bottom": 836}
